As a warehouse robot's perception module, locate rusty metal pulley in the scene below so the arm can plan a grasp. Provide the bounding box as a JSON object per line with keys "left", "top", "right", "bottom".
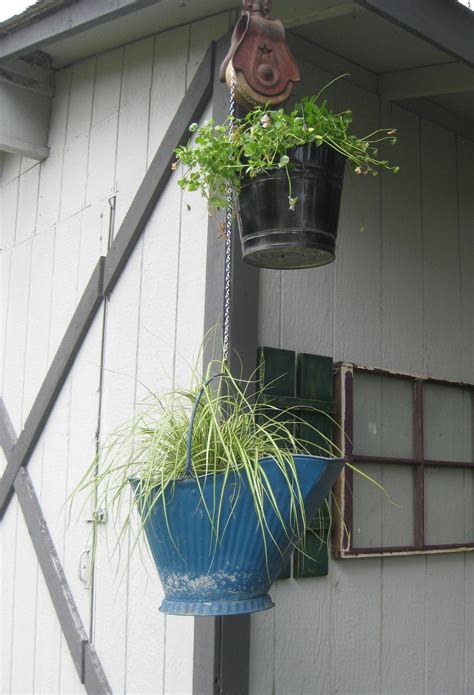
{"left": 219, "top": 0, "right": 300, "bottom": 109}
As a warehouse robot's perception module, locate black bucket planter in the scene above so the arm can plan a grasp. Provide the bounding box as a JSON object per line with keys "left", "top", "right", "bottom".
{"left": 237, "top": 143, "right": 346, "bottom": 270}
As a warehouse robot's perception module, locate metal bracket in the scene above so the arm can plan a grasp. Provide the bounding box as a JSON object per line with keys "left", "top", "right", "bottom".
{"left": 85, "top": 508, "right": 107, "bottom": 524}
{"left": 243, "top": 0, "right": 272, "bottom": 14}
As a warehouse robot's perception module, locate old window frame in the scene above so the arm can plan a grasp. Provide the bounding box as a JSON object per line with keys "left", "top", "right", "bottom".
{"left": 333, "top": 363, "right": 474, "bottom": 558}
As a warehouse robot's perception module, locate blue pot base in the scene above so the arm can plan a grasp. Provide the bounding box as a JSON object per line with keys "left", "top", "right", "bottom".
{"left": 159, "top": 593, "right": 275, "bottom": 616}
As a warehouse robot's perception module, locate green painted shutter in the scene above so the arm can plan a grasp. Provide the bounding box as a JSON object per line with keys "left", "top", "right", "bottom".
{"left": 258, "top": 347, "right": 336, "bottom": 579}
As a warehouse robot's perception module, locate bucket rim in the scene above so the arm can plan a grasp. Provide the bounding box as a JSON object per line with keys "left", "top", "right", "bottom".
{"left": 128, "top": 454, "right": 345, "bottom": 484}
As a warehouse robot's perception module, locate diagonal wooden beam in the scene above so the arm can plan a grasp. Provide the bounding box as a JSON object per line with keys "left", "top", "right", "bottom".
{"left": 0, "top": 400, "right": 112, "bottom": 694}
{"left": 0, "top": 42, "right": 215, "bottom": 518}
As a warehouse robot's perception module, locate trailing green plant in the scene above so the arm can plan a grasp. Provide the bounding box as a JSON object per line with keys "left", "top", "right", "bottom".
{"left": 70, "top": 358, "right": 394, "bottom": 574}
{"left": 174, "top": 76, "right": 399, "bottom": 212}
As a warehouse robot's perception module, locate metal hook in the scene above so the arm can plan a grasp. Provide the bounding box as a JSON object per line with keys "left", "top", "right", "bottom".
{"left": 243, "top": 0, "right": 272, "bottom": 15}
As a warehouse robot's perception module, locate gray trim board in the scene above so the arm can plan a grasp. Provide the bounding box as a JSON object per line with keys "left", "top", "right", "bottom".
{"left": 197, "top": 32, "right": 255, "bottom": 695}
{"left": 356, "top": 0, "right": 474, "bottom": 68}
{"left": 0, "top": 400, "right": 111, "bottom": 695}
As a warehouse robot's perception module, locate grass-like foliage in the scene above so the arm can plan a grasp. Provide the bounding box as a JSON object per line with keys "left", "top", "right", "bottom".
{"left": 71, "top": 361, "right": 338, "bottom": 558}
{"left": 174, "top": 75, "right": 399, "bottom": 211}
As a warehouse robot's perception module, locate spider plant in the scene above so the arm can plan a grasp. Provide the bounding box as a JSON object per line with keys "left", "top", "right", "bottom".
{"left": 71, "top": 360, "right": 341, "bottom": 560}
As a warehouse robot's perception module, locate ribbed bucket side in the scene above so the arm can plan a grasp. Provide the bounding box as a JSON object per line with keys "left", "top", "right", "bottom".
{"left": 132, "top": 456, "right": 344, "bottom": 613}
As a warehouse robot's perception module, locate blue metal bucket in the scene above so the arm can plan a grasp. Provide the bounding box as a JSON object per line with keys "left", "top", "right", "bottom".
{"left": 130, "top": 374, "right": 344, "bottom": 615}
{"left": 130, "top": 454, "right": 343, "bottom": 616}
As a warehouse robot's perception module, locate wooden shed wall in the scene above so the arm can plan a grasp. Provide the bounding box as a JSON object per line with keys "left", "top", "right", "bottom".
{"left": 0, "top": 12, "right": 232, "bottom": 695}
{"left": 1, "top": 11, "right": 473, "bottom": 695}
{"left": 251, "top": 57, "right": 474, "bottom": 695}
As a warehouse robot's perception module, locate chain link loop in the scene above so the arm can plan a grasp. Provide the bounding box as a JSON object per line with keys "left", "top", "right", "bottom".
{"left": 222, "top": 69, "right": 236, "bottom": 363}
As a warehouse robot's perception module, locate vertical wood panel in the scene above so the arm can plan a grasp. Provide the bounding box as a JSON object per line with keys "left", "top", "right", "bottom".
{"left": 0, "top": 498, "right": 19, "bottom": 693}
{"left": 465, "top": 554, "right": 474, "bottom": 693}
{"left": 334, "top": 81, "right": 382, "bottom": 367}
{"left": 114, "top": 37, "right": 154, "bottom": 228}
{"left": 332, "top": 80, "right": 383, "bottom": 695}
{"left": 426, "top": 555, "right": 466, "bottom": 694}
{"left": 174, "top": 107, "right": 210, "bottom": 387}
{"left": 124, "top": 34, "right": 188, "bottom": 695}
{"left": 36, "top": 69, "right": 72, "bottom": 233}
{"left": 274, "top": 580, "right": 332, "bottom": 695}
{"left": 15, "top": 163, "right": 40, "bottom": 245}
{"left": 85, "top": 48, "right": 123, "bottom": 208}
{"left": 59, "top": 316, "right": 103, "bottom": 694}
{"left": 419, "top": 118, "right": 466, "bottom": 692}
{"left": 9, "top": 508, "right": 41, "bottom": 694}
{"left": 457, "top": 137, "right": 474, "bottom": 694}
{"left": 22, "top": 228, "right": 56, "bottom": 417}
{"left": 380, "top": 102, "right": 423, "bottom": 373}
{"left": 0, "top": 177, "right": 19, "bottom": 251}
{"left": 377, "top": 101, "right": 422, "bottom": 695}
{"left": 148, "top": 26, "right": 188, "bottom": 160}
{"left": 60, "top": 59, "right": 96, "bottom": 222}
{"left": 92, "top": 40, "right": 153, "bottom": 690}
{"left": 421, "top": 121, "right": 461, "bottom": 380}
{"left": 31, "top": 309, "right": 76, "bottom": 693}
{"left": 5, "top": 236, "right": 36, "bottom": 694}
{"left": 249, "top": 589, "right": 276, "bottom": 694}
{"left": 280, "top": 61, "right": 336, "bottom": 359}
{"left": 380, "top": 556, "right": 426, "bottom": 694}
{"left": 456, "top": 137, "right": 474, "bottom": 385}
{"left": 93, "top": 237, "right": 143, "bottom": 694}
{"left": 29, "top": 55, "right": 93, "bottom": 688}
{"left": 331, "top": 559, "right": 382, "bottom": 694}
{"left": 2, "top": 243, "right": 32, "bottom": 431}
{"left": 0, "top": 252, "right": 12, "bottom": 420}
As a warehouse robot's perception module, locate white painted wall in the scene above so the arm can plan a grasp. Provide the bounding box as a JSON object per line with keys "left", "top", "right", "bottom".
{"left": 0, "top": 12, "right": 232, "bottom": 695}
{"left": 252, "top": 57, "right": 474, "bottom": 695}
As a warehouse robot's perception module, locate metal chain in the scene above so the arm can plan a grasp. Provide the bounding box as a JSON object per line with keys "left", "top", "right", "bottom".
{"left": 222, "top": 69, "right": 236, "bottom": 363}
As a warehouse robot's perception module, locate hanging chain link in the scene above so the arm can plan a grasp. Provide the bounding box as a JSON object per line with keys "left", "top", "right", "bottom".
{"left": 222, "top": 69, "right": 236, "bottom": 363}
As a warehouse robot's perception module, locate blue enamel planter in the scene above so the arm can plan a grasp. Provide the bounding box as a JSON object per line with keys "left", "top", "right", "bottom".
{"left": 130, "top": 454, "right": 343, "bottom": 616}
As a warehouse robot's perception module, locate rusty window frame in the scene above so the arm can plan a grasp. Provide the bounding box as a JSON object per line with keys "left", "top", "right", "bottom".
{"left": 333, "top": 363, "right": 474, "bottom": 558}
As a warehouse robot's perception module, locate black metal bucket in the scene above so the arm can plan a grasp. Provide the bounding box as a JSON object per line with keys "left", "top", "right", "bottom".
{"left": 237, "top": 143, "right": 346, "bottom": 270}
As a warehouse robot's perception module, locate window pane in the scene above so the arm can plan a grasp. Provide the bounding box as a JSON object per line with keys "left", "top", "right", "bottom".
{"left": 424, "top": 467, "right": 474, "bottom": 545}
{"left": 353, "top": 373, "right": 414, "bottom": 458}
{"left": 423, "top": 384, "right": 473, "bottom": 462}
{"left": 352, "top": 463, "right": 415, "bottom": 548}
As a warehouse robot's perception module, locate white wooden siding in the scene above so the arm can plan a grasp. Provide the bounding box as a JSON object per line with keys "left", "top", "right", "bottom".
{"left": 253, "top": 57, "right": 474, "bottom": 695}
{"left": 1, "top": 13, "right": 231, "bottom": 695}
{"left": 2, "top": 13, "right": 473, "bottom": 695}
